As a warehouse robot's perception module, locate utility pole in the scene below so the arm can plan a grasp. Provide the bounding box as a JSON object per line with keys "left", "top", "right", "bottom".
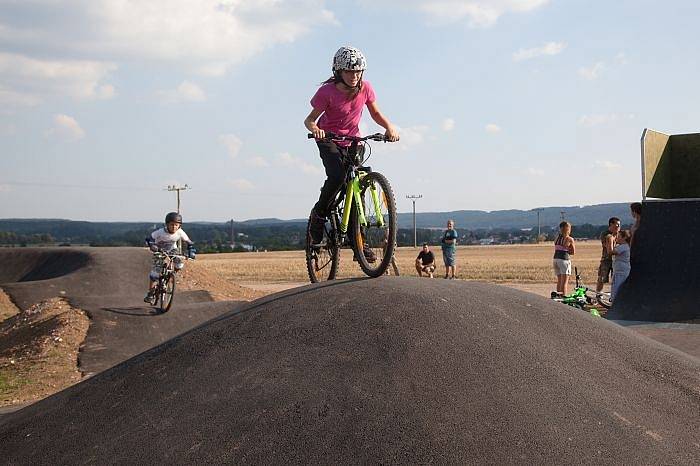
{"left": 165, "top": 184, "right": 189, "bottom": 252}
{"left": 166, "top": 184, "right": 190, "bottom": 213}
{"left": 534, "top": 208, "right": 544, "bottom": 243}
{"left": 406, "top": 194, "right": 423, "bottom": 248}
{"left": 230, "top": 219, "right": 235, "bottom": 249}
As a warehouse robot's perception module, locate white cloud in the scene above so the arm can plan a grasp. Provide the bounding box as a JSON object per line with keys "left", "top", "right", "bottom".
{"left": 276, "top": 152, "right": 322, "bottom": 175}
{"left": 369, "top": 0, "right": 549, "bottom": 27}
{"left": 578, "top": 62, "right": 605, "bottom": 80}
{"left": 527, "top": 167, "right": 545, "bottom": 176}
{"left": 513, "top": 41, "right": 566, "bottom": 61}
{"left": 0, "top": 184, "right": 12, "bottom": 193}
{"left": 442, "top": 118, "right": 455, "bottom": 131}
{"left": 578, "top": 113, "right": 635, "bottom": 127}
{"left": 389, "top": 125, "right": 428, "bottom": 150}
{"left": 0, "top": 1, "right": 337, "bottom": 77}
{"left": 485, "top": 123, "right": 501, "bottom": 133}
{"left": 0, "top": 52, "right": 116, "bottom": 105}
{"left": 45, "top": 114, "right": 85, "bottom": 141}
{"left": 157, "top": 80, "right": 206, "bottom": 103}
{"left": 245, "top": 156, "right": 270, "bottom": 168}
{"left": 230, "top": 178, "right": 254, "bottom": 192}
{"left": 615, "top": 52, "right": 628, "bottom": 65}
{"left": 219, "top": 134, "right": 242, "bottom": 159}
{"left": 593, "top": 160, "right": 622, "bottom": 171}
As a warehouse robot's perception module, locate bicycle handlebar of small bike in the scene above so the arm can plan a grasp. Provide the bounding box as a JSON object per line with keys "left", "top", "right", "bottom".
{"left": 153, "top": 249, "right": 192, "bottom": 260}
{"left": 307, "top": 132, "right": 389, "bottom": 142}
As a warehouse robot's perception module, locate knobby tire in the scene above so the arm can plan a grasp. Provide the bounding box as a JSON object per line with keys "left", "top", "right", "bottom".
{"left": 351, "top": 172, "right": 397, "bottom": 278}
{"left": 159, "top": 273, "right": 175, "bottom": 313}
{"left": 305, "top": 213, "right": 339, "bottom": 283}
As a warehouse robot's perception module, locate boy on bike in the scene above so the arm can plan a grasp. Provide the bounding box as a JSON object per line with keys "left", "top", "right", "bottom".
{"left": 144, "top": 212, "right": 196, "bottom": 303}
{"left": 304, "top": 46, "right": 399, "bottom": 259}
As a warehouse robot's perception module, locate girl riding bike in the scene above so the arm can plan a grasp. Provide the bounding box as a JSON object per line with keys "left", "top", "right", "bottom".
{"left": 304, "top": 46, "right": 400, "bottom": 255}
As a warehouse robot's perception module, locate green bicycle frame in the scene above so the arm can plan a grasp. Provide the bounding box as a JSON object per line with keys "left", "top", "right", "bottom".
{"left": 339, "top": 171, "right": 385, "bottom": 234}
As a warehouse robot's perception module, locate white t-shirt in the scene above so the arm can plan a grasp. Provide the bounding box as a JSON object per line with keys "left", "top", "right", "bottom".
{"left": 150, "top": 227, "right": 192, "bottom": 252}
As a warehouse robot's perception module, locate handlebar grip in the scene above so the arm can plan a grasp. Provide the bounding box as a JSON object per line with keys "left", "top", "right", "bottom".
{"left": 307, "top": 132, "right": 338, "bottom": 139}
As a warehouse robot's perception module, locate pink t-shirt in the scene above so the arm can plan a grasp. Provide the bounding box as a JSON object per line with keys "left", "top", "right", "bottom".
{"left": 310, "top": 80, "right": 376, "bottom": 139}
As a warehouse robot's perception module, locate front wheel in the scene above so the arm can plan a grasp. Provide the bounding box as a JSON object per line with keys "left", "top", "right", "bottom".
{"left": 351, "top": 172, "right": 397, "bottom": 277}
{"left": 596, "top": 291, "right": 612, "bottom": 309}
{"left": 158, "top": 273, "right": 175, "bottom": 312}
{"left": 305, "top": 213, "right": 339, "bottom": 283}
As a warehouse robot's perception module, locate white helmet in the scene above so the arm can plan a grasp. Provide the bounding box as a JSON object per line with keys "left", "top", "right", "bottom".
{"left": 332, "top": 46, "right": 367, "bottom": 72}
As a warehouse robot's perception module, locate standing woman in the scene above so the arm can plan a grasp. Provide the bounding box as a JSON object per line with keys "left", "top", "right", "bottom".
{"left": 553, "top": 221, "right": 575, "bottom": 296}
{"left": 441, "top": 219, "right": 458, "bottom": 279}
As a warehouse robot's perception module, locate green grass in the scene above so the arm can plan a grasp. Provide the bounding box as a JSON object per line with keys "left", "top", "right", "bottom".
{"left": 0, "top": 369, "right": 30, "bottom": 398}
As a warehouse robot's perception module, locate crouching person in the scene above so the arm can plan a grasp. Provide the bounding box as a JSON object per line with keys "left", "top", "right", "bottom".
{"left": 415, "top": 243, "right": 436, "bottom": 278}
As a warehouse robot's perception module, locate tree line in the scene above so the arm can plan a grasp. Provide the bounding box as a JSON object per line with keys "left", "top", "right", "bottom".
{"left": 0, "top": 222, "right": 626, "bottom": 251}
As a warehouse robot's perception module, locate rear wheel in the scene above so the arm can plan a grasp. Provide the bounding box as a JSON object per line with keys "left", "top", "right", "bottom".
{"left": 351, "top": 172, "right": 397, "bottom": 277}
{"left": 158, "top": 273, "right": 175, "bottom": 312}
{"left": 305, "top": 214, "right": 339, "bottom": 283}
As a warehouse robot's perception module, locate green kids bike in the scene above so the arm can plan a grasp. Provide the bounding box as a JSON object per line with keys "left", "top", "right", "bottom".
{"left": 305, "top": 132, "right": 397, "bottom": 283}
{"left": 551, "top": 267, "right": 608, "bottom": 315}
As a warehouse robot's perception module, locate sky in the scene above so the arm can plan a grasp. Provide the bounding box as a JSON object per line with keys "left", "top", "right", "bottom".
{"left": 2, "top": 0, "right": 700, "bottom": 222}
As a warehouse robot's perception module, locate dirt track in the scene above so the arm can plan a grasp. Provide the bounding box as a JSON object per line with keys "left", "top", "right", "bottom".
{"left": 0, "top": 247, "right": 243, "bottom": 376}
{"left": 0, "top": 247, "right": 698, "bottom": 463}
{"left": 1, "top": 277, "right": 698, "bottom": 464}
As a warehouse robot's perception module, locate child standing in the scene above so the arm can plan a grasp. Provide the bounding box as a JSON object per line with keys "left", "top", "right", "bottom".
{"left": 304, "top": 46, "right": 399, "bottom": 251}
{"left": 553, "top": 221, "right": 575, "bottom": 296}
{"left": 144, "top": 212, "right": 196, "bottom": 302}
{"left": 610, "top": 229, "right": 631, "bottom": 301}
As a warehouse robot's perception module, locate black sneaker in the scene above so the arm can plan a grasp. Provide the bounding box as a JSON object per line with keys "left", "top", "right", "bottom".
{"left": 309, "top": 212, "right": 326, "bottom": 247}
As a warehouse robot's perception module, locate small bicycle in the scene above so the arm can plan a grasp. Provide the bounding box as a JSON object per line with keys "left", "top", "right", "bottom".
{"left": 146, "top": 250, "right": 186, "bottom": 313}
{"left": 305, "top": 132, "right": 397, "bottom": 282}
{"left": 551, "top": 267, "right": 609, "bottom": 313}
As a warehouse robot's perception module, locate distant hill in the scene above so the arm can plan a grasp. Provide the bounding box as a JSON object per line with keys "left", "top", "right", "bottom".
{"left": 396, "top": 203, "right": 634, "bottom": 229}
{"left": 0, "top": 203, "right": 634, "bottom": 240}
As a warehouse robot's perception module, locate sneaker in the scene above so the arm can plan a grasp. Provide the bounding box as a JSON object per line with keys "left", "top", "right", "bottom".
{"left": 309, "top": 212, "right": 326, "bottom": 247}
{"left": 352, "top": 246, "right": 377, "bottom": 263}
{"left": 144, "top": 291, "right": 154, "bottom": 303}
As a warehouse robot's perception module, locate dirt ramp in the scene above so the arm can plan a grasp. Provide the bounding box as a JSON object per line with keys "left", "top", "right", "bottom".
{"left": 0, "top": 248, "right": 91, "bottom": 284}
{"left": 1, "top": 278, "right": 698, "bottom": 464}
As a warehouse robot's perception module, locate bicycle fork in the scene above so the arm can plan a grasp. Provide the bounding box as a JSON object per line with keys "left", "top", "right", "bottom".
{"left": 339, "top": 172, "right": 385, "bottom": 235}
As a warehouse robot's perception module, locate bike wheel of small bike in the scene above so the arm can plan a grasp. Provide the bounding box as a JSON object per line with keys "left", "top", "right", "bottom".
{"left": 352, "top": 172, "right": 397, "bottom": 278}
{"left": 596, "top": 292, "right": 612, "bottom": 309}
{"left": 158, "top": 273, "right": 176, "bottom": 312}
{"left": 305, "top": 213, "right": 339, "bottom": 283}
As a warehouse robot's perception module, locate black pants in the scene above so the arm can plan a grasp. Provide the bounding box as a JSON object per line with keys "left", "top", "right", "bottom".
{"left": 313, "top": 141, "right": 347, "bottom": 217}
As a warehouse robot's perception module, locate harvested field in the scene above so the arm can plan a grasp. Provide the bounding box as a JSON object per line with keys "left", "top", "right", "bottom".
{"left": 194, "top": 241, "right": 604, "bottom": 286}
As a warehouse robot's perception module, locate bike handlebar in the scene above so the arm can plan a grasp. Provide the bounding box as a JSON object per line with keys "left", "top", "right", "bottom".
{"left": 307, "top": 132, "right": 389, "bottom": 142}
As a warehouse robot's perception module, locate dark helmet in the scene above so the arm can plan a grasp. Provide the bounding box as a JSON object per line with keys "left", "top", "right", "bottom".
{"left": 165, "top": 212, "right": 182, "bottom": 224}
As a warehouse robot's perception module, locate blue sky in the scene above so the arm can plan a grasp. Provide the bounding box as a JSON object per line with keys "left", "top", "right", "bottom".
{"left": 2, "top": 0, "right": 699, "bottom": 222}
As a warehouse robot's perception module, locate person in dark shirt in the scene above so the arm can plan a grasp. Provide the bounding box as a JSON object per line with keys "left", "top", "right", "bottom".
{"left": 415, "top": 243, "right": 436, "bottom": 278}
{"left": 596, "top": 217, "right": 621, "bottom": 292}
